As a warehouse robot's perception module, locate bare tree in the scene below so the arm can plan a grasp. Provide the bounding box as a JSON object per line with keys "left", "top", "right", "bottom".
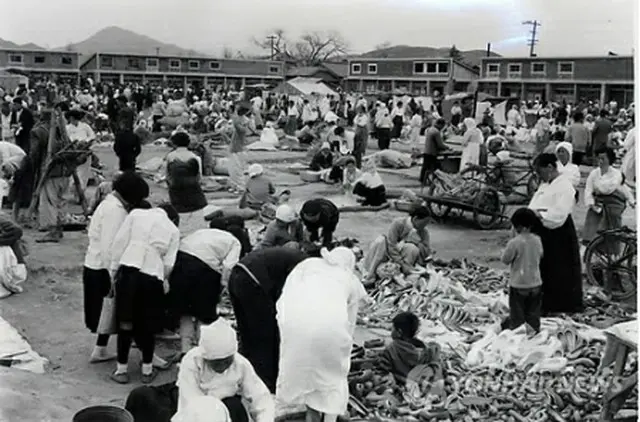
{"left": 374, "top": 41, "right": 393, "bottom": 51}
{"left": 292, "top": 31, "right": 349, "bottom": 65}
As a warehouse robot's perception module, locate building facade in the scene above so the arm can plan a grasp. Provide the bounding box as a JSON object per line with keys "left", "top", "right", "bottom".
{"left": 477, "top": 56, "right": 635, "bottom": 106}
{"left": 344, "top": 57, "right": 479, "bottom": 95}
{"left": 0, "top": 48, "right": 80, "bottom": 84}
{"left": 80, "top": 52, "right": 286, "bottom": 90}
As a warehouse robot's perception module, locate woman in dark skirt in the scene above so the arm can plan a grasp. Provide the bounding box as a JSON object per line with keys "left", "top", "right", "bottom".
{"left": 528, "top": 153, "right": 583, "bottom": 314}
{"left": 82, "top": 171, "right": 149, "bottom": 363}
{"left": 109, "top": 203, "right": 181, "bottom": 384}
{"left": 2, "top": 155, "right": 33, "bottom": 223}
{"left": 391, "top": 101, "right": 404, "bottom": 140}
{"left": 228, "top": 246, "right": 308, "bottom": 392}
{"left": 353, "top": 157, "right": 387, "bottom": 206}
{"left": 167, "top": 227, "right": 242, "bottom": 357}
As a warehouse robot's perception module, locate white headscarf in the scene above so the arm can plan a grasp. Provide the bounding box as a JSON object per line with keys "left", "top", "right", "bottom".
{"left": 246, "top": 163, "right": 264, "bottom": 178}
{"left": 356, "top": 157, "right": 384, "bottom": 188}
{"left": 179, "top": 396, "right": 231, "bottom": 422}
{"left": 320, "top": 246, "right": 355, "bottom": 272}
{"left": 555, "top": 141, "right": 573, "bottom": 158}
{"left": 198, "top": 318, "right": 237, "bottom": 360}
{"left": 275, "top": 204, "right": 297, "bottom": 223}
{"left": 463, "top": 117, "right": 477, "bottom": 130}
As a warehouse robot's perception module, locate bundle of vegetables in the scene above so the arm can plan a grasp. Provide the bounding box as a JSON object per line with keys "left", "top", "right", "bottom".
{"left": 441, "top": 179, "right": 483, "bottom": 203}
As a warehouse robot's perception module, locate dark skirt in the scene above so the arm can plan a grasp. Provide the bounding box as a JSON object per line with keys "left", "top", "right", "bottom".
{"left": 451, "top": 114, "right": 462, "bottom": 127}
{"left": 533, "top": 216, "right": 584, "bottom": 314}
{"left": 82, "top": 267, "right": 112, "bottom": 333}
{"left": 228, "top": 266, "right": 279, "bottom": 393}
{"left": 115, "top": 266, "right": 166, "bottom": 334}
{"left": 353, "top": 183, "right": 387, "bottom": 206}
{"left": 125, "top": 382, "right": 249, "bottom": 422}
{"left": 9, "top": 156, "right": 33, "bottom": 208}
{"left": 378, "top": 128, "right": 391, "bottom": 150}
{"left": 391, "top": 115, "right": 403, "bottom": 139}
{"left": 167, "top": 251, "right": 222, "bottom": 324}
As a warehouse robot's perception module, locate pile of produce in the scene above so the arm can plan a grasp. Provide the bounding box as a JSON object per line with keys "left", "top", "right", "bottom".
{"left": 350, "top": 258, "right": 638, "bottom": 421}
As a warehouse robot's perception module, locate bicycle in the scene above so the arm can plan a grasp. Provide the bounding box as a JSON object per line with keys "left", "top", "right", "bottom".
{"left": 583, "top": 208, "right": 637, "bottom": 301}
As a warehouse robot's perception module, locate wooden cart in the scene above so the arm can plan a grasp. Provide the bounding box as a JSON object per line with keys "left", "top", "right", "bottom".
{"left": 599, "top": 320, "right": 638, "bottom": 422}
{"left": 420, "top": 188, "right": 507, "bottom": 230}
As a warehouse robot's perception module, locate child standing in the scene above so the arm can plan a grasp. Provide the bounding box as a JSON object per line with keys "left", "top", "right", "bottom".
{"left": 500, "top": 208, "right": 544, "bottom": 336}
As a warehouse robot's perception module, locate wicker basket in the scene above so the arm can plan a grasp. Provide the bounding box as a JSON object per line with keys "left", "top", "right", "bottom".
{"left": 300, "top": 171, "right": 322, "bottom": 183}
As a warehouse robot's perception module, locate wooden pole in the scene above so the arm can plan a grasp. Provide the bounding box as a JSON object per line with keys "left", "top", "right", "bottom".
{"left": 27, "top": 109, "right": 58, "bottom": 219}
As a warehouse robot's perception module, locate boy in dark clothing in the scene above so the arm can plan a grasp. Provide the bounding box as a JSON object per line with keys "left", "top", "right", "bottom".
{"left": 500, "top": 208, "right": 544, "bottom": 336}
{"left": 378, "top": 312, "right": 440, "bottom": 385}
{"left": 114, "top": 129, "right": 142, "bottom": 171}
{"left": 299, "top": 198, "right": 339, "bottom": 247}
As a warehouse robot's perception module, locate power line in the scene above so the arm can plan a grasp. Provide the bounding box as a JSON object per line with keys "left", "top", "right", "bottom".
{"left": 522, "top": 20, "right": 541, "bottom": 57}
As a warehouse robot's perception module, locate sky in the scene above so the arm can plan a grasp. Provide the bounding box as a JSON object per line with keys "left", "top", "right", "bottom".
{"left": 0, "top": 0, "right": 636, "bottom": 57}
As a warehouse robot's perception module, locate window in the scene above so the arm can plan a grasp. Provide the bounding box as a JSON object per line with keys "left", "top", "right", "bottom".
{"left": 169, "top": 59, "right": 181, "bottom": 70}
{"left": 269, "top": 65, "right": 280, "bottom": 74}
{"left": 188, "top": 60, "right": 200, "bottom": 70}
{"left": 351, "top": 63, "right": 362, "bottom": 74}
{"left": 531, "top": 62, "right": 546, "bottom": 75}
{"left": 127, "top": 58, "right": 140, "bottom": 69}
{"left": 34, "top": 56, "right": 45, "bottom": 64}
{"left": 437, "top": 62, "right": 449, "bottom": 74}
{"left": 507, "top": 63, "right": 522, "bottom": 78}
{"left": 100, "top": 57, "right": 113, "bottom": 68}
{"left": 486, "top": 63, "right": 500, "bottom": 77}
{"left": 558, "top": 62, "right": 574, "bottom": 75}
{"left": 209, "top": 61, "right": 221, "bottom": 70}
{"left": 61, "top": 56, "right": 73, "bottom": 65}
{"left": 367, "top": 64, "right": 378, "bottom": 74}
{"left": 146, "top": 58, "right": 158, "bottom": 68}
{"left": 413, "top": 62, "right": 425, "bottom": 74}
{"left": 426, "top": 63, "right": 438, "bottom": 74}
{"left": 8, "top": 54, "right": 23, "bottom": 64}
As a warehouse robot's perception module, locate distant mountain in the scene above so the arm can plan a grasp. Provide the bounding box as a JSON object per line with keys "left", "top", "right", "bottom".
{"left": 0, "top": 38, "right": 44, "bottom": 50}
{"left": 356, "top": 45, "right": 501, "bottom": 68}
{"left": 59, "top": 26, "right": 204, "bottom": 57}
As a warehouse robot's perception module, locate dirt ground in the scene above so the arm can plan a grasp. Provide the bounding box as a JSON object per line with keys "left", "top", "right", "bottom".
{"left": 0, "top": 140, "right": 636, "bottom": 421}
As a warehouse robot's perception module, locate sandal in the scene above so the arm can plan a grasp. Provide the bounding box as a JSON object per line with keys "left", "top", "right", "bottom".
{"left": 110, "top": 372, "right": 130, "bottom": 384}
{"left": 141, "top": 369, "right": 158, "bottom": 384}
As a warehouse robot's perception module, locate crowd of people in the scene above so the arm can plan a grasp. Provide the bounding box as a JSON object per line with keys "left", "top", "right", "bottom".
{"left": 0, "top": 75, "right": 636, "bottom": 422}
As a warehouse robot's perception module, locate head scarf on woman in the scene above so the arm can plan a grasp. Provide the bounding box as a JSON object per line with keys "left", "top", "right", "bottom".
{"left": 320, "top": 246, "right": 356, "bottom": 272}
{"left": 555, "top": 141, "right": 573, "bottom": 159}
{"left": 356, "top": 157, "right": 384, "bottom": 188}
{"left": 463, "top": 117, "right": 476, "bottom": 130}
{"left": 199, "top": 318, "right": 238, "bottom": 360}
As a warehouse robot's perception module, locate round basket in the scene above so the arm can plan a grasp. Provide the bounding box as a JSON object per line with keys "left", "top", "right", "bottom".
{"left": 73, "top": 406, "right": 134, "bottom": 422}
{"left": 300, "top": 171, "right": 321, "bottom": 183}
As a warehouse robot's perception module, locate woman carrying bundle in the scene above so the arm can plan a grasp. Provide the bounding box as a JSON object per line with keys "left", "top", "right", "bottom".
{"left": 166, "top": 131, "right": 207, "bottom": 237}
{"left": 108, "top": 203, "right": 181, "bottom": 384}
{"left": 353, "top": 157, "right": 387, "bottom": 206}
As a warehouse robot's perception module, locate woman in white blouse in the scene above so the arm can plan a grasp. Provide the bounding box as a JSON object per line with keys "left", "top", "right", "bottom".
{"left": 459, "top": 118, "right": 483, "bottom": 173}
{"left": 528, "top": 153, "right": 583, "bottom": 315}
{"left": 582, "top": 147, "right": 632, "bottom": 244}
{"left": 109, "top": 203, "right": 181, "bottom": 384}
{"left": 554, "top": 141, "right": 581, "bottom": 200}
{"left": 83, "top": 172, "right": 149, "bottom": 363}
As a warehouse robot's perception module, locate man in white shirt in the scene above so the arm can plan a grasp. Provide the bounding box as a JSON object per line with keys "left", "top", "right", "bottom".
{"left": 66, "top": 109, "right": 96, "bottom": 203}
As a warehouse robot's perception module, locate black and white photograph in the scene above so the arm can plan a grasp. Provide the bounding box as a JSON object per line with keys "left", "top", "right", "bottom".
{"left": 0, "top": 0, "right": 638, "bottom": 421}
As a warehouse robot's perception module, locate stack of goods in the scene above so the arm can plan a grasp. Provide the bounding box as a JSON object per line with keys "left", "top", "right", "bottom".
{"left": 350, "top": 258, "right": 637, "bottom": 421}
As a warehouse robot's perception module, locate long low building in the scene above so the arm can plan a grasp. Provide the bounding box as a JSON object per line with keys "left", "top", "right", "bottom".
{"left": 477, "top": 55, "right": 635, "bottom": 105}
{"left": 80, "top": 52, "right": 286, "bottom": 90}
{"left": 0, "top": 48, "right": 80, "bottom": 83}
{"left": 344, "top": 57, "right": 480, "bottom": 95}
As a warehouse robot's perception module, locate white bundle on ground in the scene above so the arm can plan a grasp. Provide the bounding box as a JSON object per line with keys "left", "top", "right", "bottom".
{"left": 0, "top": 246, "right": 26, "bottom": 299}
{"left": 0, "top": 316, "right": 47, "bottom": 373}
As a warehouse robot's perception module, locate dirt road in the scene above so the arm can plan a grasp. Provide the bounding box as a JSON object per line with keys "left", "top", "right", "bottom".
{"left": 0, "top": 143, "right": 635, "bottom": 421}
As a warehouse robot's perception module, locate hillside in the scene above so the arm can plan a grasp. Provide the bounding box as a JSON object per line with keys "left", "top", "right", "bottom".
{"left": 59, "top": 26, "right": 204, "bottom": 57}
{"left": 0, "top": 38, "right": 44, "bottom": 50}
{"left": 356, "top": 45, "right": 501, "bottom": 68}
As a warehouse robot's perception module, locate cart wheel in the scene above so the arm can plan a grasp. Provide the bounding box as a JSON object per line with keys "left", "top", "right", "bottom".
{"left": 526, "top": 174, "right": 540, "bottom": 198}
{"left": 473, "top": 188, "right": 505, "bottom": 230}
{"left": 584, "top": 233, "right": 637, "bottom": 301}
{"left": 426, "top": 179, "right": 451, "bottom": 220}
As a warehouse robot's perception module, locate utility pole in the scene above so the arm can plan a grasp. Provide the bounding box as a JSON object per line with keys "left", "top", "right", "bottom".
{"left": 522, "top": 20, "right": 541, "bottom": 57}
{"left": 266, "top": 35, "right": 277, "bottom": 60}
{"left": 156, "top": 47, "right": 160, "bottom": 56}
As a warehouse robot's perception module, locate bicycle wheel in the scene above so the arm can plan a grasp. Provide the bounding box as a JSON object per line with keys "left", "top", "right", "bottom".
{"left": 426, "top": 176, "right": 452, "bottom": 219}
{"left": 472, "top": 188, "right": 505, "bottom": 230}
{"left": 584, "top": 232, "right": 637, "bottom": 301}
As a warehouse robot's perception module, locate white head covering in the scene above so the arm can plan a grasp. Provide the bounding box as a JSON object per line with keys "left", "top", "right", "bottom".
{"left": 181, "top": 396, "right": 231, "bottom": 422}
{"left": 324, "top": 111, "right": 339, "bottom": 123}
{"left": 320, "top": 246, "right": 356, "bottom": 272}
{"left": 275, "top": 204, "right": 297, "bottom": 223}
{"left": 320, "top": 142, "right": 331, "bottom": 150}
{"left": 246, "top": 163, "right": 264, "bottom": 178}
{"left": 198, "top": 318, "right": 237, "bottom": 360}
{"left": 463, "top": 117, "right": 477, "bottom": 130}
{"left": 555, "top": 141, "right": 573, "bottom": 158}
